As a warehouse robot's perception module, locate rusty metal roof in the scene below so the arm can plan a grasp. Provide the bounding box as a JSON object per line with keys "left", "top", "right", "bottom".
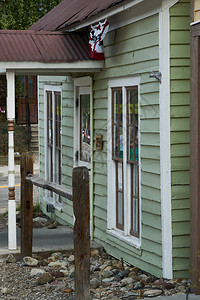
{"left": 29, "top": 0, "right": 125, "bottom": 31}
{"left": 0, "top": 30, "right": 91, "bottom": 62}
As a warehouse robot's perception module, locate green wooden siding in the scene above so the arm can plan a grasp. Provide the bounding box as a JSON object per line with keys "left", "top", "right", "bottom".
{"left": 92, "top": 13, "right": 162, "bottom": 278}
{"left": 170, "top": 0, "right": 190, "bottom": 278}
{"left": 38, "top": 76, "right": 74, "bottom": 226}
{"left": 37, "top": 0, "right": 191, "bottom": 279}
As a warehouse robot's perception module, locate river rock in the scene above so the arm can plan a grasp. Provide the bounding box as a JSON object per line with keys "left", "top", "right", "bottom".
{"left": 143, "top": 289, "right": 163, "bottom": 297}
{"left": 102, "top": 277, "right": 115, "bottom": 283}
{"left": 30, "top": 268, "right": 45, "bottom": 277}
{"left": 68, "top": 255, "right": 75, "bottom": 263}
{"left": 33, "top": 217, "right": 48, "bottom": 228}
{"left": 6, "top": 254, "right": 16, "bottom": 263}
{"left": 23, "top": 256, "right": 38, "bottom": 266}
{"left": 49, "top": 271, "right": 64, "bottom": 278}
{"left": 1, "top": 287, "right": 11, "bottom": 294}
{"left": 48, "top": 261, "right": 67, "bottom": 268}
{"left": 101, "top": 270, "right": 113, "bottom": 278}
{"left": 37, "top": 272, "right": 53, "bottom": 285}
{"left": 121, "top": 277, "right": 134, "bottom": 286}
{"left": 90, "top": 277, "right": 101, "bottom": 289}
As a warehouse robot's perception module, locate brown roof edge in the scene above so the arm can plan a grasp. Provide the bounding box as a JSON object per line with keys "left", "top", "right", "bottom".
{"left": 0, "top": 29, "right": 87, "bottom": 35}
{"left": 29, "top": 0, "right": 125, "bottom": 31}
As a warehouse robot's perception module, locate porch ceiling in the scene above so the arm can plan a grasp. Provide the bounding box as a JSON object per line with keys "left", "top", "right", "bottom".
{"left": 0, "top": 30, "right": 103, "bottom": 75}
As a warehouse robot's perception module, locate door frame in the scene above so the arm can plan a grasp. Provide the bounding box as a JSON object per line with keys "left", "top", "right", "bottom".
{"left": 73, "top": 76, "right": 94, "bottom": 237}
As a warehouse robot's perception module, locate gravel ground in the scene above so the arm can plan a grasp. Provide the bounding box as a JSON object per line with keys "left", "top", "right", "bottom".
{"left": 0, "top": 250, "right": 191, "bottom": 300}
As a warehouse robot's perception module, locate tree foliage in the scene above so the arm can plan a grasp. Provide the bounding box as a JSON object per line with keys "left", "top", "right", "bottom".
{"left": 0, "top": 0, "right": 62, "bottom": 30}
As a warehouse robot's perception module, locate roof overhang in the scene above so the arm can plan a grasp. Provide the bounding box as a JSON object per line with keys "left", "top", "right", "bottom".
{"left": 0, "top": 61, "right": 104, "bottom": 75}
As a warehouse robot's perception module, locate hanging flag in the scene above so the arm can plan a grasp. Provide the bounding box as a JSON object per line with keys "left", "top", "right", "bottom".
{"left": 89, "top": 19, "right": 109, "bottom": 60}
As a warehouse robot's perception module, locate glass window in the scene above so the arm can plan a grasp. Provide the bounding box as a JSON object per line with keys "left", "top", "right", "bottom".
{"left": 46, "top": 90, "right": 62, "bottom": 203}
{"left": 111, "top": 85, "right": 139, "bottom": 238}
{"left": 80, "top": 94, "right": 91, "bottom": 162}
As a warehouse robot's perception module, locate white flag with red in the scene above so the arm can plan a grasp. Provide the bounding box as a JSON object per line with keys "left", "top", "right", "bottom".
{"left": 89, "top": 19, "right": 109, "bottom": 60}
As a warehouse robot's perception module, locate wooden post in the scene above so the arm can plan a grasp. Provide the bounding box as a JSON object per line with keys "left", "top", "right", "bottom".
{"left": 7, "top": 71, "right": 17, "bottom": 250}
{"left": 73, "top": 167, "right": 90, "bottom": 300}
{"left": 20, "top": 153, "right": 34, "bottom": 258}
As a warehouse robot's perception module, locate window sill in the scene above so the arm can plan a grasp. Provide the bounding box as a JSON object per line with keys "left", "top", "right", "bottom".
{"left": 43, "top": 196, "right": 62, "bottom": 212}
{"left": 107, "top": 229, "right": 141, "bottom": 250}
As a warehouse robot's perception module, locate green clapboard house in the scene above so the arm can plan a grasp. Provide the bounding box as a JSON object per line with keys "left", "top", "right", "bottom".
{"left": 32, "top": 0, "right": 191, "bottom": 280}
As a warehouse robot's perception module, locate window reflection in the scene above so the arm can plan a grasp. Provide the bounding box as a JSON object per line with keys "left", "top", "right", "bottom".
{"left": 80, "top": 94, "right": 91, "bottom": 162}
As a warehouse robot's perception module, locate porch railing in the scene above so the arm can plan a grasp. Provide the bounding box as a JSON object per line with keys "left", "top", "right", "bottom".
{"left": 20, "top": 153, "right": 90, "bottom": 300}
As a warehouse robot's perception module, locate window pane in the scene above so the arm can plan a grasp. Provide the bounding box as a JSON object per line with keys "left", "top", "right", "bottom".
{"left": 118, "top": 192, "right": 123, "bottom": 225}
{"left": 131, "top": 164, "right": 139, "bottom": 236}
{"left": 80, "top": 94, "right": 91, "bottom": 162}
{"left": 132, "top": 197, "right": 138, "bottom": 233}
{"left": 113, "top": 125, "right": 118, "bottom": 157}
{"left": 113, "top": 91, "right": 118, "bottom": 123}
{"left": 116, "top": 162, "right": 124, "bottom": 230}
{"left": 127, "top": 88, "right": 138, "bottom": 162}
{"left": 112, "top": 88, "right": 122, "bottom": 160}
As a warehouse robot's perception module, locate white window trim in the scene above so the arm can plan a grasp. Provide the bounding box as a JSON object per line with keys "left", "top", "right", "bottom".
{"left": 107, "top": 76, "right": 141, "bottom": 248}
{"left": 44, "top": 84, "right": 62, "bottom": 211}
{"left": 73, "top": 76, "right": 93, "bottom": 169}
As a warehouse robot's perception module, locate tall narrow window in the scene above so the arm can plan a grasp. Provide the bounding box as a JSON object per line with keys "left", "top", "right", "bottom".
{"left": 46, "top": 88, "right": 62, "bottom": 205}
{"left": 111, "top": 83, "right": 140, "bottom": 239}
{"left": 47, "top": 91, "right": 53, "bottom": 197}
{"left": 112, "top": 88, "right": 124, "bottom": 230}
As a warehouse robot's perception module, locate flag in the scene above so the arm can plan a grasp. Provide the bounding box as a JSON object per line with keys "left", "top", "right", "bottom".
{"left": 89, "top": 19, "right": 109, "bottom": 60}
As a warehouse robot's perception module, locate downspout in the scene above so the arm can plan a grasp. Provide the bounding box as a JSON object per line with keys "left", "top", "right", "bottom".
{"left": 90, "top": 77, "right": 94, "bottom": 240}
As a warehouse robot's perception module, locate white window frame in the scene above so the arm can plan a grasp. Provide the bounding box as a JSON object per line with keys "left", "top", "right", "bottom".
{"left": 44, "top": 85, "right": 62, "bottom": 211}
{"left": 107, "top": 76, "right": 141, "bottom": 248}
{"left": 73, "top": 76, "right": 94, "bottom": 236}
{"left": 73, "top": 76, "right": 93, "bottom": 169}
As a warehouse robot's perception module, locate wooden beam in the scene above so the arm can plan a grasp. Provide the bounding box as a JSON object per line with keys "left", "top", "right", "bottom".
{"left": 190, "top": 26, "right": 200, "bottom": 294}
{"left": 25, "top": 174, "right": 72, "bottom": 201}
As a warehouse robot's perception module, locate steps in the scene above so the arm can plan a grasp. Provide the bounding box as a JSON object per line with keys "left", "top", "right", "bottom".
{"left": 29, "top": 124, "right": 39, "bottom": 152}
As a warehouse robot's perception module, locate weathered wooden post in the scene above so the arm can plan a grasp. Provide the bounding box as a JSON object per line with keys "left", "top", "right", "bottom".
{"left": 20, "top": 153, "right": 34, "bottom": 258}
{"left": 73, "top": 167, "right": 90, "bottom": 300}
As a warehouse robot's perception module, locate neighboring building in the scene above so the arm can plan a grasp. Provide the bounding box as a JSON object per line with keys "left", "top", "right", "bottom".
{"left": 32, "top": 0, "right": 191, "bottom": 280}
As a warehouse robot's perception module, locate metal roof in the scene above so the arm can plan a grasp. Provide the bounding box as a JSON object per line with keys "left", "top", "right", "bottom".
{"left": 29, "top": 0, "right": 125, "bottom": 31}
{"left": 0, "top": 30, "right": 91, "bottom": 63}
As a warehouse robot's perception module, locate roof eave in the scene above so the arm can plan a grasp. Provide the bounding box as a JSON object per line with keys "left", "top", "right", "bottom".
{"left": 63, "top": 0, "right": 144, "bottom": 32}
{"left": 0, "top": 61, "right": 104, "bottom": 75}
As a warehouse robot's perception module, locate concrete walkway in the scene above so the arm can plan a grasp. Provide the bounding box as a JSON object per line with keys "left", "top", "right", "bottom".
{"left": 0, "top": 225, "right": 101, "bottom": 257}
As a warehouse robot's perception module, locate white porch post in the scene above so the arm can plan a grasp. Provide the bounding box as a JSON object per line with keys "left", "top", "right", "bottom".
{"left": 6, "top": 71, "right": 17, "bottom": 250}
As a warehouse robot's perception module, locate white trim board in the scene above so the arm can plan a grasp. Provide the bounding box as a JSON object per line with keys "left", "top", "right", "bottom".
{"left": 0, "top": 61, "right": 103, "bottom": 75}
{"left": 159, "top": 6, "right": 173, "bottom": 279}
{"left": 67, "top": 0, "right": 179, "bottom": 33}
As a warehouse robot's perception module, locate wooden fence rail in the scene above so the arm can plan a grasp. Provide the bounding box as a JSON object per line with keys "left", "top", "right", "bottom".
{"left": 21, "top": 153, "right": 90, "bottom": 300}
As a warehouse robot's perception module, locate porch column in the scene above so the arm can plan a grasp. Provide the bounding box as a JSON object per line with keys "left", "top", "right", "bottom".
{"left": 6, "top": 71, "right": 17, "bottom": 250}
